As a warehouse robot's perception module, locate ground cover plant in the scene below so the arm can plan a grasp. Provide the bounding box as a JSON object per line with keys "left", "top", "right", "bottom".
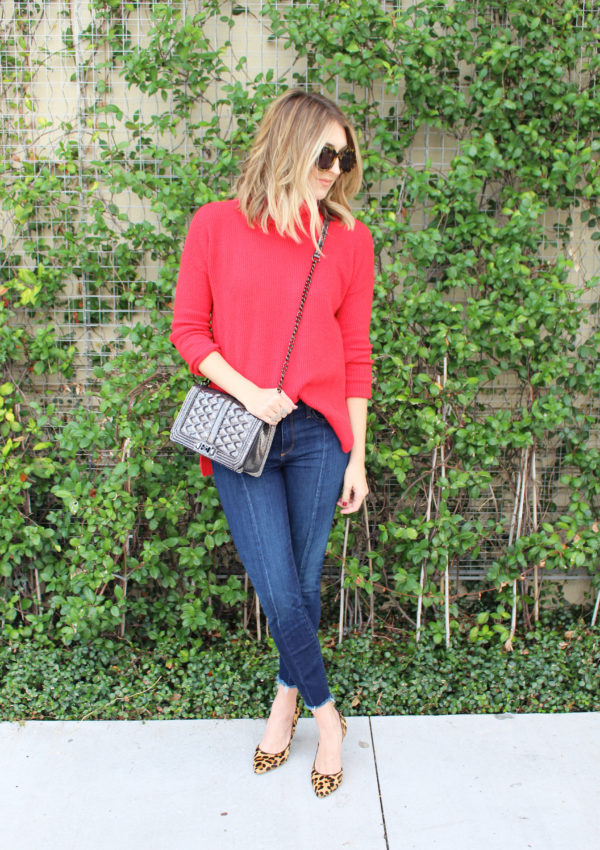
{"left": 1, "top": 615, "right": 598, "bottom": 721}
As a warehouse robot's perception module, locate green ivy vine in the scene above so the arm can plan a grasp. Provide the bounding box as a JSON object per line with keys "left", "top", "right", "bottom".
{"left": 1, "top": 0, "right": 599, "bottom": 650}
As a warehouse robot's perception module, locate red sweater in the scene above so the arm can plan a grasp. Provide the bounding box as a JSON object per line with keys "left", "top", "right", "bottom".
{"left": 169, "top": 199, "right": 374, "bottom": 475}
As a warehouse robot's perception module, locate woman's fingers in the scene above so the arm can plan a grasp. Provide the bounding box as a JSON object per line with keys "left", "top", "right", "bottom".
{"left": 246, "top": 388, "right": 297, "bottom": 423}
{"left": 338, "top": 485, "right": 368, "bottom": 513}
{"left": 337, "top": 464, "right": 369, "bottom": 514}
{"left": 278, "top": 391, "right": 297, "bottom": 415}
{"left": 264, "top": 391, "right": 295, "bottom": 423}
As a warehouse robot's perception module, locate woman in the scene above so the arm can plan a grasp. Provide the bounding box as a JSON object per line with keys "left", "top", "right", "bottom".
{"left": 169, "top": 89, "right": 374, "bottom": 797}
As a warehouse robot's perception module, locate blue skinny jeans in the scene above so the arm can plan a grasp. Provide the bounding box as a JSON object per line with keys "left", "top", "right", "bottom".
{"left": 212, "top": 401, "right": 349, "bottom": 710}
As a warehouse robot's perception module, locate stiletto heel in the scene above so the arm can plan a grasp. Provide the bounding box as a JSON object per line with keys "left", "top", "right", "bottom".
{"left": 253, "top": 703, "right": 301, "bottom": 773}
{"left": 311, "top": 710, "right": 347, "bottom": 797}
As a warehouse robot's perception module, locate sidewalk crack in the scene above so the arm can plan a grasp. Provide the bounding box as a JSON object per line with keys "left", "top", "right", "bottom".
{"left": 369, "top": 716, "right": 390, "bottom": 850}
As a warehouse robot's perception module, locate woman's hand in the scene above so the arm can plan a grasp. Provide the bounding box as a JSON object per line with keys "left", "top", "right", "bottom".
{"left": 196, "top": 353, "right": 297, "bottom": 425}
{"left": 337, "top": 458, "right": 369, "bottom": 514}
{"left": 241, "top": 386, "right": 297, "bottom": 425}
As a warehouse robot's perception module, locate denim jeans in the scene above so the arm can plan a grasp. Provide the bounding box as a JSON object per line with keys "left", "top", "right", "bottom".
{"left": 212, "top": 401, "right": 349, "bottom": 710}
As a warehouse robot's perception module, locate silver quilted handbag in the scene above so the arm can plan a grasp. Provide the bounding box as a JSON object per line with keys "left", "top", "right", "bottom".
{"left": 170, "top": 221, "right": 329, "bottom": 476}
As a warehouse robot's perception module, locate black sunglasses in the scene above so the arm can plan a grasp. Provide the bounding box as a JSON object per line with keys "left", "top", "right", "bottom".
{"left": 315, "top": 143, "right": 356, "bottom": 174}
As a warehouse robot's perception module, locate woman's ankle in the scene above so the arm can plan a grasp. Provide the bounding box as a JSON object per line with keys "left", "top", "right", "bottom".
{"left": 273, "top": 684, "right": 298, "bottom": 710}
{"left": 312, "top": 700, "right": 340, "bottom": 732}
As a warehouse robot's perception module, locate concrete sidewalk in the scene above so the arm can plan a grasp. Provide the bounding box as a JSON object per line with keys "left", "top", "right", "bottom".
{"left": 1, "top": 713, "right": 598, "bottom": 849}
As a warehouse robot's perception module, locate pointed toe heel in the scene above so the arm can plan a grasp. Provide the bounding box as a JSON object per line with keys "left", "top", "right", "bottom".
{"left": 253, "top": 703, "right": 301, "bottom": 774}
{"left": 311, "top": 710, "right": 347, "bottom": 798}
{"left": 311, "top": 764, "right": 344, "bottom": 797}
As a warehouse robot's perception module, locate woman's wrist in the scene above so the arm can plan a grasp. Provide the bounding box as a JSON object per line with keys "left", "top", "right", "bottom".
{"left": 236, "top": 381, "right": 260, "bottom": 411}
{"left": 345, "top": 397, "right": 368, "bottom": 466}
{"left": 347, "top": 451, "right": 366, "bottom": 468}
{"left": 198, "top": 351, "right": 257, "bottom": 407}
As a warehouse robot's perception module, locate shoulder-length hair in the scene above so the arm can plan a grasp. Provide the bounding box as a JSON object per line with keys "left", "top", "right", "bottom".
{"left": 236, "top": 89, "right": 363, "bottom": 248}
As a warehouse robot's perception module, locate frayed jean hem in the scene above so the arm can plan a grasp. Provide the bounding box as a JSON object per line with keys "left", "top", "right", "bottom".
{"left": 276, "top": 677, "right": 334, "bottom": 710}
{"left": 305, "top": 694, "right": 335, "bottom": 711}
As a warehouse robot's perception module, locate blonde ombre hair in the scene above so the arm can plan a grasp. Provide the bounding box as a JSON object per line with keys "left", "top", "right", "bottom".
{"left": 236, "top": 89, "right": 363, "bottom": 248}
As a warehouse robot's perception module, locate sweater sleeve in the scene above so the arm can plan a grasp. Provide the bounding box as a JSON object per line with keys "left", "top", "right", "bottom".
{"left": 168, "top": 207, "right": 221, "bottom": 376}
{"left": 336, "top": 222, "right": 375, "bottom": 398}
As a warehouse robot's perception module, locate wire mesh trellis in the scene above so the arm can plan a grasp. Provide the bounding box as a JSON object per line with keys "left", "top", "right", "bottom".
{"left": 2, "top": 0, "right": 599, "bottom": 621}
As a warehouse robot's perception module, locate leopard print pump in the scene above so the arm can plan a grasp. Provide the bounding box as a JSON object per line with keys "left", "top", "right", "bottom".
{"left": 253, "top": 703, "right": 301, "bottom": 774}
{"left": 311, "top": 710, "right": 348, "bottom": 798}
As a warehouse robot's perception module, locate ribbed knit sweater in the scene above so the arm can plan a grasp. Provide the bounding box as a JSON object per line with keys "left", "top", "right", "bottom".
{"left": 169, "top": 199, "right": 374, "bottom": 475}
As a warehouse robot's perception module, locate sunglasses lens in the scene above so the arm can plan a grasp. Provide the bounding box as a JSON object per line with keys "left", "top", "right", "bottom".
{"left": 316, "top": 145, "right": 356, "bottom": 173}
{"left": 316, "top": 146, "right": 336, "bottom": 170}
{"left": 339, "top": 148, "right": 356, "bottom": 173}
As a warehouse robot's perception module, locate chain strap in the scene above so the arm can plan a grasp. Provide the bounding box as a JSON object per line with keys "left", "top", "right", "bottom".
{"left": 276, "top": 220, "right": 329, "bottom": 393}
